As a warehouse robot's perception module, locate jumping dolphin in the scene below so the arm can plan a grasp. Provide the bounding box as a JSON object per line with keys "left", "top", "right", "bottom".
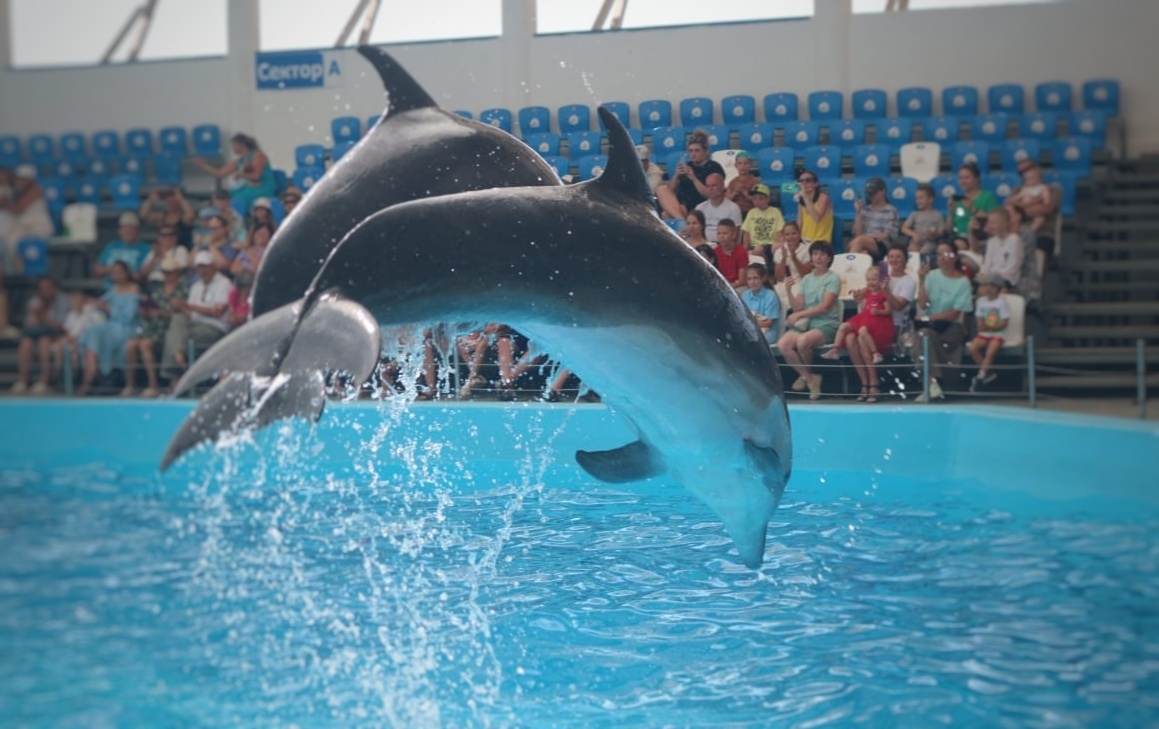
{"left": 251, "top": 45, "right": 560, "bottom": 316}
{"left": 164, "top": 108, "right": 792, "bottom": 569}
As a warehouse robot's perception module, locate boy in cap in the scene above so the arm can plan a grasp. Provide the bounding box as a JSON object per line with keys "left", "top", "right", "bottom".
{"left": 93, "top": 212, "right": 150, "bottom": 288}
{"left": 740, "top": 183, "right": 784, "bottom": 252}
{"left": 967, "top": 272, "right": 1011, "bottom": 390}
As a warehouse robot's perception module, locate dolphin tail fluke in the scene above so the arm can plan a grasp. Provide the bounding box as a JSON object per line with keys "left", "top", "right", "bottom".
{"left": 575, "top": 440, "right": 664, "bottom": 483}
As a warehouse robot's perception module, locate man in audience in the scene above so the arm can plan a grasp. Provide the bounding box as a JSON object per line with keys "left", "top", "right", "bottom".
{"left": 11, "top": 277, "right": 69, "bottom": 394}
{"left": 695, "top": 173, "right": 742, "bottom": 243}
{"left": 207, "top": 189, "right": 246, "bottom": 244}
{"left": 161, "top": 250, "right": 233, "bottom": 385}
{"left": 1007, "top": 159, "right": 1061, "bottom": 259}
{"left": 92, "top": 212, "right": 149, "bottom": 287}
{"left": 713, "top": 219, "right": 749, "bottom": 290}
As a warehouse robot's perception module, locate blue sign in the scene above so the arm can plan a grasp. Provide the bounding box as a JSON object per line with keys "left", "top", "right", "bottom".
{"left": 256, "top": 50, "right": 343, "bottom": 90}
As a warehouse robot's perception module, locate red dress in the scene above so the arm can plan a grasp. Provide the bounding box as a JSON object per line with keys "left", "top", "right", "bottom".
{"left": 846, "top": 290, "right": 896, "bottom": 352}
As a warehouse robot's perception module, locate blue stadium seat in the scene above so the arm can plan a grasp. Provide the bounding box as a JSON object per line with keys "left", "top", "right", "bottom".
{"left": 191, "top": 124, "right": 221, "bottom": 157}
{"left": 929, "top": 174, "right": 962, "bottom": 207}
{"left": 851, "top": 89, "right": 887, "bottom": 119}
{"left": 1035, "top": 82, "right": 1072, "bottom": 113}
{"left": 832, "top": 119, "right": 867, "bottom": 146}
{"left": 74, "top": 178, "right": 102, "bottom": 206}
{"left": 734, "top": 122, "right": 773, "bottom": 152}
{"left": 802, "top": 146, "right": 841, "bottom": 183}
{"left": 331, "top": 116, "right": 361, "bottom": 144}
{"left": 922, "top": 116, "right": 961, "bottom": 144}
{"left": 53, "top": 158, "right": 79, "bottom": 182}
{"left": 272, "top": 169, "right": 288, "bottom": 196}
{"left": 600, "top": 102, "right": 631, "bottom": 130}
{"left": 28, "top": 135, "right": 54, "bottom": 163}
{"left": 292, "top": 166, "right": 325, "bottom": 192}
{"left": 808, "top": 91, "right": 843, "bottom": 121}
{"left": 1052, "top": 136, "right": 1093, "bottom": 178}
{"left": 1019, "top": 112, "right": 1060, "bottom": 142}
{"left": 871, "top": 118, "right": 913, "bottom": 150}
{"left": 566, "top": 130, "right": 604, "bottom": 158}
{"left": 649, "top": 126, "right": 685, "bottom": 156}
{"left": 1067, "top": 110, "right": 1108, "bottom": 149}
{"left": 1001, "top": 138, "right": 1042, "bottom": 172}
{"left": 93, "top": 130, "right": 120, "bottom": 158}
{"left": 852, "top": 144, "right": 890, "bottom": 179}
{"left": 110, "top": 173, "right": 141, "bottom": 211}
{"left": 897, "top": 87, "right": 933, "bottom": 118}
{"left": 39, "top": 178, "right": 67, "bottom": 215}
{"left": 763, "top": 93, "right": 799, "bottom": 123}
{"left": 755, "top": 148, "right": 796, "bottom": 185}
{"left": 295, "top": 144, "right": 326, "bottom": 168}
{"left": 969, "top": 113, "right": 1010, "bottom": 145}
{"left": 575, "top": 154, "right": 609, "bottom": 181}
{"left": 721, "top": 95, "right": 755, "bottom": 125}
{"left": 543, "top": 155, "right": 570, "bottom": 178}
{"left": 479, "top": 108, "right": 513, "bottom": 133}
{"left": 1042, "top": 169, "right": 1077, "bottom": 216}
{"left": 524, "top": 132, "right": 562, "bottom": 157}
{"left": 0, "top": 136, "right": 20, "bottom": 167}
{"left": 153, "top": 154, "right": 183, "bottom": 186}
{"left": 518, "top": 106, "right": 551, "bottom": 134}
{"left": 783, "top": 120, "right": 821, "bottom": 149}
{"left": 983, "top": 172, "right": 1017, "bottom": 201}
{"left": 941, "top": 86, "right": 979, "bottom": 117}
{"left": 887, "top": 176, "right": 918, "bottom": 218}
{"left": 829, "top": 177, "right": 863, "bottom": 221}
{"left": 125, "top": 128, "right": 154, "bottom": 156}
{"left": 638, "top": 99, "right": 672, "bottom": 128}
{"left": 988, "top": 84, "right": 1025, "bottom": 114}
{"left": 703, "top": 124, "right": 732, "bottom": 152}
{"left": 17, "top": 238, "right": 49, "bottom": 276}
{"left": 159, "top": 127, "right": 188, "bottom": 156}
{"left": 120, "top": 155, "right": 148, "bottom": 178}
{"left": 331, "top": 141, "right": 357, "bottom": 162}
{"left": 86, "top": 157, "right": 113, "bottom": 181}
{"left": 950, "top": 141, "right": 990, "bottom": 172}
{"left": 1082, "top": 79, "right": 1119, "bottom": 115}
{"left": 59, "top": 132, "right": 85, "bottom": 158}
{"left": 452, "top": 110, "right": 472, "bottom": 120}
{"left": 679, "top": 97, "right": 714, "bottom": 127}
{"left": 557, "top": 104, "right": 591, "bottom": 134}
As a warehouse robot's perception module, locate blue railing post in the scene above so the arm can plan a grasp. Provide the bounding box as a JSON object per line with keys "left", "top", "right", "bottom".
{"left": 1138, "top": 338, "right": 1147, "bottom": 420}
{"left": 921, "top": 333, "right": 931, "bottom": 404}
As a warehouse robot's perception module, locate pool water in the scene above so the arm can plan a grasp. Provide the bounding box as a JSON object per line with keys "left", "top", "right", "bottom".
{"left": 1, "top": 402, "right": 1158, "bottom": 727}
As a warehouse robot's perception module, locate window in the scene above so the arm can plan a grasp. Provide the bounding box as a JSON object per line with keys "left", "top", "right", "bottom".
{"left": 259, "top": 0, "right": 502, "bottom": 51}
{"left": 10, "top": 0, "right": 227, "bottom": 68}
{"left": 536, "top": 0, "right": 813, "bottom": 35}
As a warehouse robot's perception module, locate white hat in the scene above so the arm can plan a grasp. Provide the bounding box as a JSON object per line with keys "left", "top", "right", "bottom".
{"left": 193, "top": 250, "right": 215, "bottom": 266}
{"left": 252, "top": 197, "right": 272, "bottom": 210}
{"left": 15, "top": 164, "right": 37, "bottom": 180}
{"left": 635, "top": 144, "right": 650, "bottom": 161}
{"left": 118, "top": 211, "right": 140, "bottom": 228}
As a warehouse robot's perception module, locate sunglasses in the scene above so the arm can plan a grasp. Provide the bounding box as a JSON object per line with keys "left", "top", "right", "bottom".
{"left": 798, "top": 177, "right": 816, "bottom": 183}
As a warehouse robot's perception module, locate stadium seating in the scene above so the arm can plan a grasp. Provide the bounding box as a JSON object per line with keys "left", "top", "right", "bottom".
{"left": 988, "top": 84, "right": 1025, "bottom": 114}
{"left": 921, "top": 116, "right": 960, "bottom": 144}
{"left": 1042, "top": 169, "right": 1077, "bottom": 216}
{"left": 829, "top": 178, "right": 862, "bottom": 220}
{"left": 331, "top": 117, "right": 361, "bottom": 144}
{"left": 518, "top": 106, "right": 551, "bottom": 134}
{"left": 802, "top": 146, "right": 842, "bottom": 184}
{"left": 295, "top": 144, "right": 326, "bottom": 168}
{"left": 1001, "top": 138, "right": 1042, "bottom": 172}
{"left": 650, "top": 126, "right": 685, "bottom": 156}
{"left": 808, "top": 91, "right": 843, "bottom": 121}
{"left": 74, "top": 178, "right": 102, "bottom": 206}
{"left": 452, "top": 110, "right": 472, "bottom": 120}
{"left": 721, "top": 95, "right": 756, "bottom": 125}
{"left": 566, "top": 130, "right": 603, "bottom": 158}
{"left": 479, "top": 108, "right": 513, "bottom": 133}
{"left": 969, "top": 113, "right": 1010, "bottom": 145}
{"left": 120, "top": 156, "right": 147, "bottom": 178}
{"left": 983, "top": 172, "right": 1017, "bottom": 201}
{"left": 575, "top": 154, "right": 608, "bottom": 180}
{"left": 950, "top": 140, "right": 990, "bottom": 172}
{"left": 755, "top": 148, "right": 796, "bottom": 185}
{"left": 887, "top": 176, "right": 918, "bottom": 218}
{"left": 1019, "top": 112, "right": 1060, "bottom": 142}
{"left": 0, "top": 136, "right": 20, "bottom": 167}
{"left": 899, "top": 142, "right": 940, "bottom": 183}
{"left": 941, "top": 85, "right": 979, "bottom": 117}
{"left": 1082, "top": 79, "right": 1119, "bottom": 115}
{"left": 897, "top": 87, "right": 933, "bottom": 118}
{"left": 679, "top": 97, "right": 714, "bottom": 126}
{"left": 703, "top": 124, "right": 732, "bottom": 152}
{"left": 1035, "top": 81, "right": 1072, "bottom": 112}
{"left": 929, "top": 174, "right": 962, "bottom": 206}
{"left": 110, "top": 174, "right": 140, "bottom": 210}
{"left": 39, "top": 178, "right": 67, "bottom": 215}
{"left": 87, "top": 158, "right": 112, "bottom": 181}
{"left": 524, "top": 132, "right": 561, "bottom": 157}
{"left": 832, "top": 119, "right": 867, "bottom": 147}
{"left": 159, "top": 127, "right": 188, "bottom": 156}
{"left": 852, "top": 89, "right": 888, "bottom": 119}
{"left": 192, "top": 124, "right": 221, "bottom": 157}
{"left": 366, "top": 115, "right": 379, "bottom": 132}
{"left": 852, "top": 144, "right": 890, "bottom": 179}
{"left": 763, "top": 93, "right": 799, "bottom": 123}
{"left": 17, "top": 239, "right": 49, "bottom": 276}
{"left": 734, "top": 122, "right": 773, "bottom": 152}
{"left": 60, "top": 133, "right": 86, "bottom": 158}
{"left": 28, "top": 135, "right": 54, "bottom": 164}
{"left": 557, "top": 104, "right": 591, "bottom": 133}
{"left": 1052, "top": 136, "right": 1093, "bottom": 178}
{"left": 1068, "top": 110, "right": 1108, "bottom": 149}
{"left": 832, "top": 253, "right": 873, "bottom": 299}
{"left": 872, "top": 118, "right": 913, "bottom": 150}
{"left": 599, "top": 102, "right": 631, "bottom": 130}
{"left": 125, "top": 128, "right": 154, "bottom": 156}
{"left": 331, "top": 141, "right": 356, "bottom": 162}
{"left": 543, "top": 155, "right": 570, "bottom": 178}
{"left": 292, "top": 166, "right": 324, "bottom": 192}
{"left": 93, "top": 130, "right": 121, "bottom": 158}
{"left": 783, "top": 121, "right": 821, "bottom": 149}
{"left": 153, "top": 155, "right": 182, "bottom": 186}
{"left": 638, "top": 99, "right": 672, "bottom": 128}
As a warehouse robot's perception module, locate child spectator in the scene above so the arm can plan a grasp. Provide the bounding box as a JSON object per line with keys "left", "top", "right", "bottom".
{"left": 75, "top": 261, "right": 141, "bottom": 396}
{"left": 54, "top": 290, "right": 105, "bottom": 383}
{"left": 740, "top": 184, "right": 785, "bottom": 253}
{"left": 695, "top": 173, "right": 741, "bottom": 243}
{"left": 93, "top": 213, "right": 150, "bottom": 287}
{"left": 740, "top": 263, "right": 781, "bottom": 344}
{"left": 967, "top": 273, "right": 1011, "bottom": 391}
{"left": 713, "top": 220, "right": 749, "bottom": 289}
{"left": 123, "top": 258, "right": 188, "bottom": 398}
{"left": 726, "top": 151, "right": 761, "bottom": 215}
{"left": 771, "top": 221, "right": 812, "bottom": 283}
{"left": 979, "top": 207, "right": 1024, "bottom": 290}
{"left": 901, "top": 183, "right": 946, "bottom": 254}
{"left": 11, "top": 277, "right": 70, "bottom": 394}
{"left": 848, "top": 177, "right": 900, "bottom": 261}
{"left": 823, "top": 266, "right": 896, "bottom": 366}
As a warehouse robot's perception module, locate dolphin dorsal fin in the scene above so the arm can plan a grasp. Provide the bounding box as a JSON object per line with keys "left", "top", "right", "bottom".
{"left": 591, "top": 106, "right": 655, "bottom": 207}
{"left": 357, "top": 46, "right": 436, "bottom": 118}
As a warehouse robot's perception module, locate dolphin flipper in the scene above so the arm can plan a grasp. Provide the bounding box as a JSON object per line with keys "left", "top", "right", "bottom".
{"left": 575, "top": 440, "right": 663, "bottom": 483}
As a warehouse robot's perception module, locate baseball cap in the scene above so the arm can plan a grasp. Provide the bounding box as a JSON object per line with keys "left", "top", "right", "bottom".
{"left": 635, "top": 144, "right": 650, "bottom": 161}
{"left": 15, "top": 164, "right": 37, "bottom": 180}
{"left": 193, "top": 250, "right": 215, "bottom": 267}
{"left": 252, "top": 197, "right": 272, "bottom": 210}
{"left": 735, "top": 151, "right": 752, "bottom": 161}
{"left": 751, "top": 183, "right": 771, "bottom": 197}
{"left": 118, "top": 212, "right": 140, "bottom": 228}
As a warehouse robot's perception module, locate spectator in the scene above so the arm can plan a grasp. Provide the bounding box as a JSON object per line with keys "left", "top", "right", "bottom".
{"left": 138, "top": 224, "right": 190, "bottom": 284}
{"left": 202, "top": 215, "right": 240, "bottom": 273}
{"left": 93, "top": 212, "right": 150, "bottom": 287}
{"left": 123, "top": 258, "right": 188, "bottom": 398}
{"left": 740, "top": 263, "right": 781, "bottom": 344}
{"left": 207, "top": 190, "right": 247, "bottom": 244}
{"left": 726, "top": 151, "right": 761, "bottom": 215}
{"left": 679, "top": 209, "right": 709, "bottom": 250}
{"left": 138, "top": 187, "right": 196, "bottom": 247}
{"left": 695, "top": 173, "right": 742, "bottom": 242}
{"left": 913, "top": 241, "right": 973, "bottom": 402}
{"left": 75, "top": 261, "right": 141, "bottom": 397}
{"left": 1006, "top": 203, "right": 1042, "bottom": 303}
{"left": 1007, "top": 159, "right": 1061, "bottom": 259}
{"left": 883, "top": 243, "right": 918, "bottom": 334}
{"left": 740, "top": 183, "right": 785, "bottom": 253}
{"left": 193, "top": 133, "right": 276, "bottom": 214}
{"left": 793, "top": 170, "right": 833, "bottom": 245}
{"left": 771, "top": 221, "right": 812, "bottom": 283}
{"left": 847, "top": 177, "right": 900, "bottom": 261}
{"left": 778, "top": 241, "right": 841, "bottom": 400}
{"left": 949, "top": 162, "right": 999, "bottom": 250}
{"left": 228, "top": 270, "right": 254, "bottom": 328}
{"left": 230, "top": 222, "right": 273, "bottom": 277}
{"left": 901, "top": 183, "right": 947, "bottom": 254}
{"left": 713, "top": 220, "right": 749, "bottom": 289}
{"left": 280, "top": 186, "right": 304, "bottom": 216}
{"left": 249, "top": 197, "right": 278, "bottom": 231}
{"left": 53, "top": 290, "right": 104, "bottom": 384}
{"left": 823, "top": 267, "right": 896, "bottom": 402}
{"left": 162, "top": 250, "right": 234, "bottom": 384}
{"left": 0, "top": 165, "right": 56, "bottom": 338}
{"left": 667, "top": 129, "right": 725, "bottom": 214}
{"left": 978, "top": 207, "right": 1023, "bottom": 290}
{"left": 967, "top": 273, "right": 1011, "bottom": 392}
{"left": 11, "top": 277, "right": 70, "bottom": 394}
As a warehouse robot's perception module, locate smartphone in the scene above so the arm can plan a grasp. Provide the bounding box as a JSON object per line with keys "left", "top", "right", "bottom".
{"left": 921, "top": 252, "right": 937, "bottom": 268}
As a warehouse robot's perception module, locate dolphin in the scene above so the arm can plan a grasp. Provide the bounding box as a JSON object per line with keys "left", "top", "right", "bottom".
{"left": 251, "top": 45, "right": 560, "bottom": 317}
{"left": 164, "top": 108, "right": 792, "bottom": 569}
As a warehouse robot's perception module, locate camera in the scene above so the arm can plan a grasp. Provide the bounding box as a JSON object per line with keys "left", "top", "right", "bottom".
{"left": 921, "top": 251, "right": 937, "bottom": 268}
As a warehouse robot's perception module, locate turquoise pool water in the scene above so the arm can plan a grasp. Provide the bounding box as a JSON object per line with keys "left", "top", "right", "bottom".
{"left": 1, "top": 401, "right": 1158, "bottom": 727}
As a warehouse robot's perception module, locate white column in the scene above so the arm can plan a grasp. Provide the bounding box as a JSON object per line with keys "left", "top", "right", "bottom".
{"left": 811, "top": 0, "right": 852, "bottom": 95}
{"left": 226, "top": 0, "right": 261, "bottom": 137}
{"left": 0, "top": 0, "right": 13, "bottom": 131}
{"left": 500, "top": 0, "right": 535, "bottom": 110}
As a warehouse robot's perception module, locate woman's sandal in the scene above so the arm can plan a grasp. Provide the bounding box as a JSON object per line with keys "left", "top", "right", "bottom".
{"left": 866, "top": 386, "right": 880, "bottom": 404}
{"left": 856, "top": 386, "right": 869, "bottom": 402}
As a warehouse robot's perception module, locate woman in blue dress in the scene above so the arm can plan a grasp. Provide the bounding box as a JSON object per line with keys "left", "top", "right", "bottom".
{"left": 193, "top": 133, "right": 275, "bottom": 214}
{"left": 75, "top": 261, "right": 140, "bottom": 396}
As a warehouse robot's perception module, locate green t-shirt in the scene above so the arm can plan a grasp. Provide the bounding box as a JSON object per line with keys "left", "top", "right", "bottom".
{"left": 741, "top": 206, "right": 785, "bottom": 248}
{"left": 923, "top": 269, "right": 973, "bottom": 316}
{"left": 951, "top": 190, "right": 999, "bottom": 237}
{"left": 801, "top": 270, "right": 841, "bottom": 328}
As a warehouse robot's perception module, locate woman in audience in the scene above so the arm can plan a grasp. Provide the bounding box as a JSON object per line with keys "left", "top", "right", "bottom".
{"left": 138, "top": 225, "right": 189, "bottom": 284}
{"left": 0, "top": 165, "right": 56, "bottom": 338}
{"left": 228, "top": 270, "right": 254, "bottom": 329}
{"left": 138, "top": 187, "right": 196, "bottom": 247}
{"left": 123, "top": 258, "right": 187, "bottom": 398}
{"left": 777, "top": 241, "right": 841, "bottom": 400}
{"left": 793, "top": 169, "right": 833, "bottom": 245}
{"left": 771, "top": 221, "right": 813, "bottom": 283}
{"left": 950, "top": 162, "right": 998, "bottom": 250}
{"left": 680, "top": 209, "right": 709, "bottom": 249}
{"left": 76, "top": 261, "right": 140, "bottom": 397}
{"left": 249, "top": 197, "right": 278, "bottom": 232}
{"left": 193, "top": 133, "right": 276, "bottom": 214}
{"left": 230, "top": 222, "right": 274, "bottom": 277}
{"left": 667, "top": 129, "right": 725, "bottom": 214}
{"left": 847, "top": 177, "right": 900, "bottom": 261}
{"left": 912, "top": 240, "right": 974, "bottom": 402}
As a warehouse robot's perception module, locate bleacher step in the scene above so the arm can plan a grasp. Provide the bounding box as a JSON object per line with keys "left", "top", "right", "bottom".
{"left": 1050, "top": 301, "right": 1159, "bottom": 316}
{"left": 1066, "top": 280, "right": 1159, "bottom": 293}
{"left": 1079, "top": 239, "right": 1159, "bottom": 254}
{"left": 1034, "top": 346, "right": 1159, "bottom": 365}
{"left": 1099, "top": 190, "right": 1159, "bottom": 203}
{"left": 1106, "top": 174, "right": 1159, "bottom": 188}
{"left": 1096, "top": 206, "right": 1159, "bottom": 218}
{"left": 1048, "top": 325, "right": 1159, "bottom": 341}
{"left": 1035, "top": 374, "right": 1159, "bottom": 389}
{"left": 1070, "top": 259, "right": 1159, "bottom": 273}
{"left": 1095, "top": 220, "right": 1159, "bottom": 233}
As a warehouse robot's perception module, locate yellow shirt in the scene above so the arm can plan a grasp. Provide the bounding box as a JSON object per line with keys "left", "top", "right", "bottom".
{"left": 799, "top": 196, "right": 834, "bottom": 244}
{"left": 741, "top": 206, "right": 785, "bottom": 248}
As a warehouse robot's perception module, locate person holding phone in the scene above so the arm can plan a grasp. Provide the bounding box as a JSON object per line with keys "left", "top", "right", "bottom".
{"left": 667, "top": 129, "right": 725, "bottom": 214}
{"left": 949, "top": 163, "right": 998, "bottom": 251}
{"left": 792, "top": 170, "right": 832, "bottom": 245}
